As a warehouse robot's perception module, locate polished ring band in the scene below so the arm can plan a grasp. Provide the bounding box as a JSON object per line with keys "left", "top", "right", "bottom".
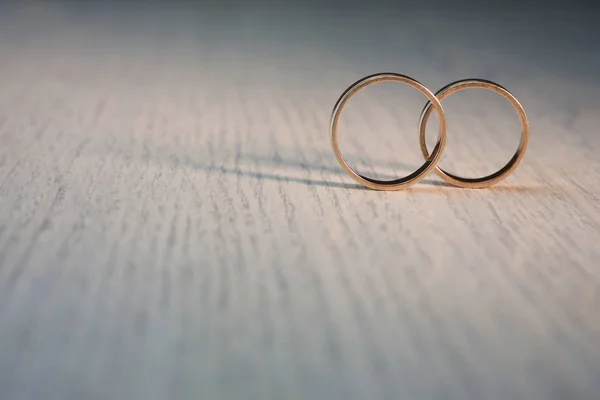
{"left": 418, "top": 78, "right": 530, "bottom": 188}
{"left": 330, "top": 73, "right": 448, "bottom": 191}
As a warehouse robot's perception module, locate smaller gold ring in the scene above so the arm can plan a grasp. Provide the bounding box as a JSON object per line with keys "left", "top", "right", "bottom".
{"left": 331, "top": 73, "right": 447, "bottom": 191}
{"left": 418, "top": 78, "right": 530, "bottom": 189}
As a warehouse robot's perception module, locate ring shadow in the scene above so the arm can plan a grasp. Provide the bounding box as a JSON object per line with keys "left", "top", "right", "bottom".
{"left": 175, "top": 154, "right": 455, "bottom": 191}
{"left": 180, "top": 158, "right": 552, "bottom": 194}
{"left": 132, "top": 145, "right": 548, "bottom": 193}
{"left": 231, "top": 152, "right": 553, "bottom": 194}
{"left": 208, "top": 164, "right": 455, "bottom": 190}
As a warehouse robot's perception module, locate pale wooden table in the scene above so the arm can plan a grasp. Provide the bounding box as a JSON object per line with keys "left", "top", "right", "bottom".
{"left": 1, "top": 3, "right": 599, "bottom": 399}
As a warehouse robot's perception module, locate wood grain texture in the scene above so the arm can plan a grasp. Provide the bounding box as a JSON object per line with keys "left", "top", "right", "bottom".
{"left": 0, "top": 2, "right": 599, "bottom": 399}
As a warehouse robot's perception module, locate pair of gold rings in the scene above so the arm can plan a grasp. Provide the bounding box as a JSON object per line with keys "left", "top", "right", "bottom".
{"left": 330, "top": 73, "right": 530, "bottom": 190}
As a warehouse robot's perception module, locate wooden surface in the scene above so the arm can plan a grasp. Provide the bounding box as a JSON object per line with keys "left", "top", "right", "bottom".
{"left": 1, "top": 3, "right": 599, "bottom": 399}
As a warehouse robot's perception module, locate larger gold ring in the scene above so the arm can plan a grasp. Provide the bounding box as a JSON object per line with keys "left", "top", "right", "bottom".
{"left": 418, "top": 78, "right": 530, "bottom": 188}
{"left": 330, "top": 73, "right": 447, "bottom": 191}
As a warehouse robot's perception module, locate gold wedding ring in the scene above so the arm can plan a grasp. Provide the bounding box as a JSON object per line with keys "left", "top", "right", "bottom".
{"left": 418, "top": 79, "right": 530, "bottom": 188}
{"left": 330, "top": 73, "right": 448, "bottom": 191}
{"left": 330, "top": 74, "right": 529, "bottom": 190}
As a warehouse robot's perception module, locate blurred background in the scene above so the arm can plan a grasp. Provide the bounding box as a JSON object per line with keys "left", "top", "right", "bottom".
{"left": 0, "top": 0, "right": 599, "bottom": 399}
